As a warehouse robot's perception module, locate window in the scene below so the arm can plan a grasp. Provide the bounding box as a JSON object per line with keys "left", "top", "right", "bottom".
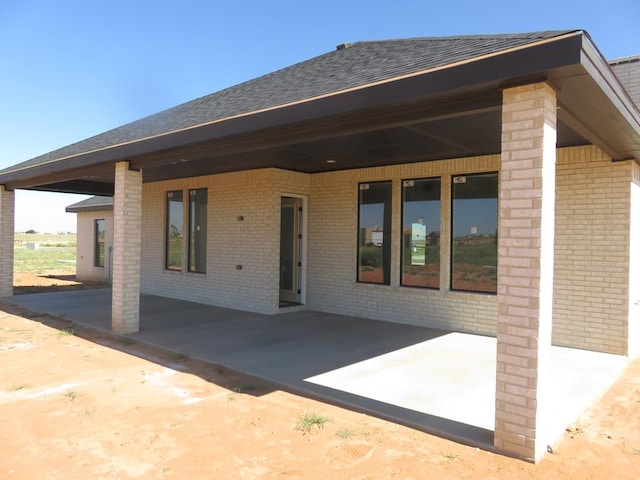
{"left": 166, "top": 189, "right": 208, "bottom": 273}
{"left": 401, "top": 178, "right": 441, "bottom": 288}
{"left": 358, "top": 181, "right": 391, "bottom": 285}
{"left": 94, "top": 219, "right": 106, "bottom": 268}
{"left": 451, "top": 172, "right": 498, "bottom": 293}
{"left": 166, "top": 190, "right": 183, "bottom": 271}
{"left": 188, "top": 189, "right": 207, "bottom": 273}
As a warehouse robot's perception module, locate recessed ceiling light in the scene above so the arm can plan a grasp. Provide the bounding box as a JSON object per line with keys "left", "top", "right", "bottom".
{"left": 326, "top": 159, "right": 336, "bottom": 164}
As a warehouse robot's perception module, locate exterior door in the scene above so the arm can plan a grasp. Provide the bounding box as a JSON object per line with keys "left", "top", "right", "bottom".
{"left": 280, "top": 196, "right": 302, "bottom": 305}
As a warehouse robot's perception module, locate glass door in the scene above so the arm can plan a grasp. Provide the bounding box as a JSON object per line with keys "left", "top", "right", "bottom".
{"left": 279, "top": 196, "right": 302, "bottom": 306}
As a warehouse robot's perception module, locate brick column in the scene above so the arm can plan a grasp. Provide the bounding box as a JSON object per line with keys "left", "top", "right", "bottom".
{"left": 0, "top": 186, "right": 14, "bottom": 297}
{"left": 495, "top": 83, "right": 557, "bottom": 461}
{"left": 112, "top": 161, "right": 142, "bottom": 334}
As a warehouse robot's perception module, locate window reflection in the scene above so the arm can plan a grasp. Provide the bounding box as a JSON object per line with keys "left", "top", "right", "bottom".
{"left": 94, "top": 219, "right": 106, "bottom": 268}
{"left": 401, "top": 178, "right": 441, "bottom": 288}
{"left": 166, "top": 190, "right": 183, "bottom": 271}
{"left": 358, "top": 181, "right": 391, "bottom": 285}
{"left": 188, "top": 189, "right": 207, "bottom": 273}
{"left": 451, "top": 173, "right": 498, "bottom": 293}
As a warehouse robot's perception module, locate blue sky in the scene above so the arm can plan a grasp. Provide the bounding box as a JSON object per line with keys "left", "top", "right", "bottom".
{"left": 1, "top": 0, "right": 639, "bottom": 232}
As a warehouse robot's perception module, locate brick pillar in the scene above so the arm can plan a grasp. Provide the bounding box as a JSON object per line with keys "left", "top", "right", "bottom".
{"left": 495, "top": 83, "right": 557, "bottom": 461}
{"left": 112, "top": 161, "right": 142, "bottom": 334}
{"left": 0, "top": 186, "right": 14, "bottom": 297}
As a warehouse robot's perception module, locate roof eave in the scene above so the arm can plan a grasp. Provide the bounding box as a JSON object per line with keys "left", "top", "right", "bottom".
{"left": 553, "top": 32, "right": 640, "bottom": 162}
{"left": 65, "top": 204, "right": 113, "bottom": 213}
{"left": 0, "top": 32, "right": 590, "bottom": 190}
{"left": 6, "top": 31, "right": 640, "bottom": 188}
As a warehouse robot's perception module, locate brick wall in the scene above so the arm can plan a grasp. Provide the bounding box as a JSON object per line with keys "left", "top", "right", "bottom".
{"left": 553, "top": 146, "right": 632, "bottom": 354}
{"left": 135, "top": 146, "right": 633, "bottom": 353}
{"left": 141, "top": 169, "right": 287, "bottom": 314}
{"left": 307, "top": 155, "right": 500, "bottom": 335}
{"left": 75, "top": 211, "right": 113, "bottom": 282}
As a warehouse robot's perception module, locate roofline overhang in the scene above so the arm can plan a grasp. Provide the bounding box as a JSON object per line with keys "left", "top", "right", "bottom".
{"left": 65, "top": 204, "right": 113, "bottom": 213}
{"left": 554, "top": 31, "right": 640, "bottom": 161}
{"left": 2, "top": 30, "right": 639, "bottom": 190}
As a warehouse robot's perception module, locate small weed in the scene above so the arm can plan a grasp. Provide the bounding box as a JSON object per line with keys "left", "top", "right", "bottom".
{"left": 64, "top": 390, "right": 79, "bottom": 401}
{"left": 295, "top": 412, "right": 330, "bottom": 434}
{"left": 633, "top": 448, "right": 640, "bottom": 456}
{"left": 56, "top": 327, "right": 75, "bottom": 338}
{"left": 443, "top": 452, "right": 459, "bottom": 462}
{"left": 117, "top": 337, "right": 136, "bottom": 346}
{"left": 9, "top": 384, "right": 28, "bottom": 391}
{"left": 232, "top": 384, "right": 257, "bottom": 393}
{"left": 336, "top": 429, "right": 356, "bottom": 439}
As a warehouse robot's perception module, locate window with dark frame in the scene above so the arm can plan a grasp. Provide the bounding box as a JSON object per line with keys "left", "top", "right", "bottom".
{"left": 188, "top": 188, "right": 207, "bottom": 273}
{"left": 401, "top": 177, "right": 441, "bottom": 288}
{"left": 165, "top": 190, "right": 183, "bottom": 271}
{"left": 357, "top": 181, "right": 392, "bottom": 285}
{"left": 94, "top": 219, "right": 106, "bottom": 268}
{"left": 451, "top": 172, "right": 498, "bottom": 293}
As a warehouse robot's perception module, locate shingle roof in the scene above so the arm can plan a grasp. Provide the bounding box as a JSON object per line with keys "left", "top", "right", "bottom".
{"left": 65, "top": 195, "right": 113, "bottom": 212}
{"left": 2, "top": 30, "right": 577, "bottom": 174}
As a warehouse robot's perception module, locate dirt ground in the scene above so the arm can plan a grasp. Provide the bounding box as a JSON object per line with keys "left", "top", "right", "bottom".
{"left": 1, "top": 273, "right": 640, "bottom": 479}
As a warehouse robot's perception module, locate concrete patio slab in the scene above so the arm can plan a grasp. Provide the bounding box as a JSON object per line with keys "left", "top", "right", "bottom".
{"left": 2, "top": 289, "right": 628, "bottom": 451}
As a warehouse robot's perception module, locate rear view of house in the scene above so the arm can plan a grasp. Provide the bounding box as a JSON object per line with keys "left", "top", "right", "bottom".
{"left": 2, "top": 30, "right": 640, "bottom": 461}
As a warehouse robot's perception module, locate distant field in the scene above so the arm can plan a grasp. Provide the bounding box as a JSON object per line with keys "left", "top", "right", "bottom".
{"left": 14, "top": 233, "right": 77, "bottom": 275}
{"left": 15, "top": 232, "right": 76, "bottom": 247}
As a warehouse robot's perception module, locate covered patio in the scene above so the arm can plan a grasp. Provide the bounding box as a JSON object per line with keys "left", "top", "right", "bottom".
{"left": 1, "top": 31, "right": 639, "bottom": 461}
{"left": 3, "top": 289, "right": 626, "bottom": 453}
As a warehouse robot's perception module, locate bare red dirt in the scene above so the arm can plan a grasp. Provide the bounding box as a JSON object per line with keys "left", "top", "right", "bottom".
{"left": 1, "top": 273, "right": 639, "bottom": 479}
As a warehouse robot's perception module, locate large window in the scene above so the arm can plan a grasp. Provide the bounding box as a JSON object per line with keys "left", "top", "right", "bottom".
{"left": 358, "top": 181, "right": 392, "bottom": 285}
{"left": 401, "top": 178, "right": 441, "bottom": 288}
{"left": 94, "top": 219, "right": 106, "bottom": 268}
{"left": 166, "top": 190, "right": 183, "bottom": 271}
{"left": 188, "top": 189, "right": 207, "bottom": 273}
{"left": 451, "top": 172, "right": 498, "bottom": 293}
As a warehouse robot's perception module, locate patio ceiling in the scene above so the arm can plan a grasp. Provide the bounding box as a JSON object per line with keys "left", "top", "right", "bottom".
{"left": 2, "top": 31, "right": 639, "bottom": 196}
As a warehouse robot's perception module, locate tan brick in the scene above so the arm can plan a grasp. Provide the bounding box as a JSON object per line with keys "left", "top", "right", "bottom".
{"left": 553, "top": 146, "right": 631, "bottom": 354}
{"left": 74, "top": 210, "right": 113, "bottom": 282}
{"left": 495, "top": 82, "right": 556, "bottom": 461}
{"left": 112, "top": 162, "right": 142, "bottom": 334}
{"left": 0, "top": 186, "right": 14, "bottom": 297}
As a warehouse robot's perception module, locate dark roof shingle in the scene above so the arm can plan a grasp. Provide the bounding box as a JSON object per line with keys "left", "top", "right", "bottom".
{"left": 65, "top": 195, "right": 113, "bottom": 212}
{"left": 3, "top": 31, "right": 577, "bottom": 174}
